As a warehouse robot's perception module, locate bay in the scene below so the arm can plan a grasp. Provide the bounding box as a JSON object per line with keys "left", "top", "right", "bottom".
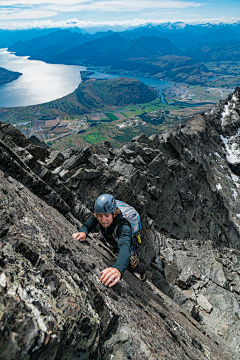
{"left": 0, "top": 49, "right": 173, "bottom": 108}
{"left": 0, "top": 48, "right": 86, "bottom": 108}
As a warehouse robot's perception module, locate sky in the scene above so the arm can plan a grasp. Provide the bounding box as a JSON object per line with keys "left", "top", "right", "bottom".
{"left": 0, "top": 0, "right": 240, "bottom": 30}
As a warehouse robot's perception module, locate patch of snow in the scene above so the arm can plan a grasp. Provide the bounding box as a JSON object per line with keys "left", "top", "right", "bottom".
{"left": 221, "top": 103, "right": 230, "bottom": 127}
{"left": 221, "top": 129, "right": 240, "bottom": 165}
{"left": 232, "top": 188, "right": 238, "bottom": 200}
{"left": 210, "top": 106, "right": 216, "bottom": 115}
{"left": 236, "top": 214, "right": 240, "bottom": 218}
{"left": 205, "top": 105, "right": 216, "bottom": 115}
{"left": 232, "top": 94, "right": 237, "bottom": 102}
{"left": 216, "top": 183, "right": 222, "bottom": 190}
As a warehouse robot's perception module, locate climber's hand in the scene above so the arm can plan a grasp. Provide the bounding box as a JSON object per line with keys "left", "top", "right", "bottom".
{"left": 72, "top": 232, "right": 86, "bottom": 242}
{"left": 100, "top": 267, "right": 121, "bottom": 287}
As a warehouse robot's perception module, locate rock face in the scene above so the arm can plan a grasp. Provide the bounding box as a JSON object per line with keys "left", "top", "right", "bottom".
{"left": 1, "top": 138, "right": 236, "bottom": 360}
{"left": 1, "top": 87, "right": 240, "bottom": 358}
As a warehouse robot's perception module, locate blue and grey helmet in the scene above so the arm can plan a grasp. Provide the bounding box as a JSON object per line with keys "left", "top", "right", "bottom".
{"left": 94, "top": 194, "right": 116, "bottom": 214}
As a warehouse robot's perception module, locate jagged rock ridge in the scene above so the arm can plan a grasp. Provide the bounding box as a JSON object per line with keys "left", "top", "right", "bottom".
{"left": 1, "top": 88, "right": 240, "bottom": 358}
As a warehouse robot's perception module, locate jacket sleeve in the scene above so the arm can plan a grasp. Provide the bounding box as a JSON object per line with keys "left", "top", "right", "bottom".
{"left": 78, "top": 214, "right": 98, "bottom": 236}
{"left": 112, "top": 223, "right": 131, "bottom": 276}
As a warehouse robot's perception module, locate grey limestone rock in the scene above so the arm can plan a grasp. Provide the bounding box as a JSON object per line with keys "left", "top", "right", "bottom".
{"left": 197, "top": 294, "right": 213, "bottom": 313}
{"left": 2, "top": 88, "right": 240, "bottom": 357}
{"left": 46, "top": 150, "right": 65, "bottom": 168}
{"left": 0, "top": 167, "right": 236, "bottom": 360}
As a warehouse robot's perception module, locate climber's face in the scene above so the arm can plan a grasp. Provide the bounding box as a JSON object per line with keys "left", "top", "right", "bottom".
{"left": 97, "top": 213, "right": 114, "bottom": 228}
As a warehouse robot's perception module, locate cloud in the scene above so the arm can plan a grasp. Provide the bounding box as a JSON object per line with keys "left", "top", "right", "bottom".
{"left": 0, "top": 0, "right": 202, "bottom": 20}
{"left": 0, "top": 9, "right": 57, "bottom": 20}
{"left": 45, "top": 1, "right": 202, "bottom": 13}
{"left": 143, "top": 11, "right": 180, "bottom": 17}
{"left": 0, "top": 0, "right": 89, "bottom": 5}
{"left": 1, "top": 16, "right": 240, "bottom": 31}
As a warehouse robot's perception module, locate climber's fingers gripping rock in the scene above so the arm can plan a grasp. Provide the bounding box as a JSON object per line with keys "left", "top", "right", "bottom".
{"left": 100, "top": 267, "right": 121, "bottom": 287}
{"left": 72, "top": 232, "right": 86, "bottom": 242}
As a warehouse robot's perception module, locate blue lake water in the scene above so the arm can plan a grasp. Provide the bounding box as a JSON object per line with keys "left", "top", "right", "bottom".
{"left": 0, "top": 49, "right": 85, "bottom": 108}
{"left": 0, "top": 49, "right": 173, "bottom": 108}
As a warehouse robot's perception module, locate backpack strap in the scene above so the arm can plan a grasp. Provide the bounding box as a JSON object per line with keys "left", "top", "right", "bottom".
{"left": 112, "top": 213, "right": 131, "bottom": 241}
{"left": 112, "top": 217, "right": 139, "bottom": 251}
{"left": 112, "top": 224, "right": 119, "bottom": 240}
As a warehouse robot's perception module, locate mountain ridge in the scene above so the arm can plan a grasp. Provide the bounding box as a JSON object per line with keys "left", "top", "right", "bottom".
{"left": 110, "top": 55, "right": 212, "bottom": 84}
{"left": 1, "top": 88, "right": 240, "bottom": 357}
{"left": 188, "top": 40, "right": 240, "bottom": 61}
{"left": 8, "top": 29, "right": 88, "bottom": 59}
{"left": 92, "top": 36, "right": 182, "bottom": 67}
{"left": 44, "top": 33, "right": 127, "bottom": 64}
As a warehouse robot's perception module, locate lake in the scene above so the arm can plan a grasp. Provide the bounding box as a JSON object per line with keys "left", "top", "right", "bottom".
{"left": 0, "top": 49, "right": 173, "bottom": 108}
{"left": 0, "top": 49, "right": 86, "bottom": 108}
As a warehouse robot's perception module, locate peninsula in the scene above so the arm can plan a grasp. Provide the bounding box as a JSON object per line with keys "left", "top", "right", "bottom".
{"left": 0, "top": 66, "right": 22, "bottom": 86}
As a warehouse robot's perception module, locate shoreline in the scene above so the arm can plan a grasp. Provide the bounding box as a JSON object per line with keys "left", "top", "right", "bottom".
{"left": 0, "top": 66, "right": 22, "bottom": 86}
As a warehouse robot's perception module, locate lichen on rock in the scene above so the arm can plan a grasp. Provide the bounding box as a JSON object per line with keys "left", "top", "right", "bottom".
{"left": 1, "top": 88, "right": 240, "bottom": 358}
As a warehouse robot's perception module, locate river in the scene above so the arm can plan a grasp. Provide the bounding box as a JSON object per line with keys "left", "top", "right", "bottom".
{"left": 0, "top": 49, "right": 173, "bottom": 108}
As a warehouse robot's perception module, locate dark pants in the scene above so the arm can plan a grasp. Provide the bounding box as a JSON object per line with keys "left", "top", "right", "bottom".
{"left": 127, "top": 261, "right": 145, "bottom": 276}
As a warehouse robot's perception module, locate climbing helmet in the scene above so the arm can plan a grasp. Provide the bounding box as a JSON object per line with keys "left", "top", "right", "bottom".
{"left": 94, "top": 194, "right": 117, "bottom": 214}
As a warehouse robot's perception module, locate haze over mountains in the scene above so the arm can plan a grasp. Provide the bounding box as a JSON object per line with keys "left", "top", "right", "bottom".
{"left": 6, "top": 21, "right": 240, "bottom": 86}
{"left": 7, "top": 30, "right": 88, "bottom": 60}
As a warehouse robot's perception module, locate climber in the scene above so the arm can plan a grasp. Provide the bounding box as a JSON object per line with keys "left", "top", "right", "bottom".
{"left": 72, "top": 194, "right": 146, "bottom": 287}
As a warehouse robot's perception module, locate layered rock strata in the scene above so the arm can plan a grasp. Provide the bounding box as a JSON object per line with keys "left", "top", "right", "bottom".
{"left": 1, "top": 87, "right": 240, "bottom": 357}
{"left": 1, "top": 149, "right": 236, "bottom": 359}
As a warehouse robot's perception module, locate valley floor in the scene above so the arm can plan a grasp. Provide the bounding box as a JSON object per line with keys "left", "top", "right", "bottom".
{"left": 0, "top": 70, "right": 236, "bottom": 151}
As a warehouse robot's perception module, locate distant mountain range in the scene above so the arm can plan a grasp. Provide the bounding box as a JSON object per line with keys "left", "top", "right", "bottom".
{"left": 111, "top": 56, "right": 212, "bottom": 85}
{"left": 0, "top": 28, "right": 58, "bottom": 48}
{"left": 8, "top": 30, "right": 88, "bottom": 59}
{"left": 119, "top": 26, "right": 195, "bottom": 50}
{"left": 153, "top": 21, "right": 240, "bottom": 38}
{"left": 188, "top": 40, "right": 240, "bottom": 62}
{"left": 6, "top": 22, "right": 240, "bottom": 86}
{"left": 9, "top": 32, "right": 181, "bottom": 66}
{"left": 45, "top": 33, "right": 128, "bottom": 64}
{"left": 94, "top": 36, "right": 182, "bottom": 66}
{"left": 8, "top": 24, "right": 240, "bottom": 64}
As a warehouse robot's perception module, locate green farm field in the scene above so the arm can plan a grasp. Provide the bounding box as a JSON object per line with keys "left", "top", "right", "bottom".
{"left": 104, "top": 113, "right": 118, "bottom": 121}
{"left": 84, "top": 128, "right": 108, "bottom": 143}
{"left": 122, "top": 109, "right": 145, "bottom": 117}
